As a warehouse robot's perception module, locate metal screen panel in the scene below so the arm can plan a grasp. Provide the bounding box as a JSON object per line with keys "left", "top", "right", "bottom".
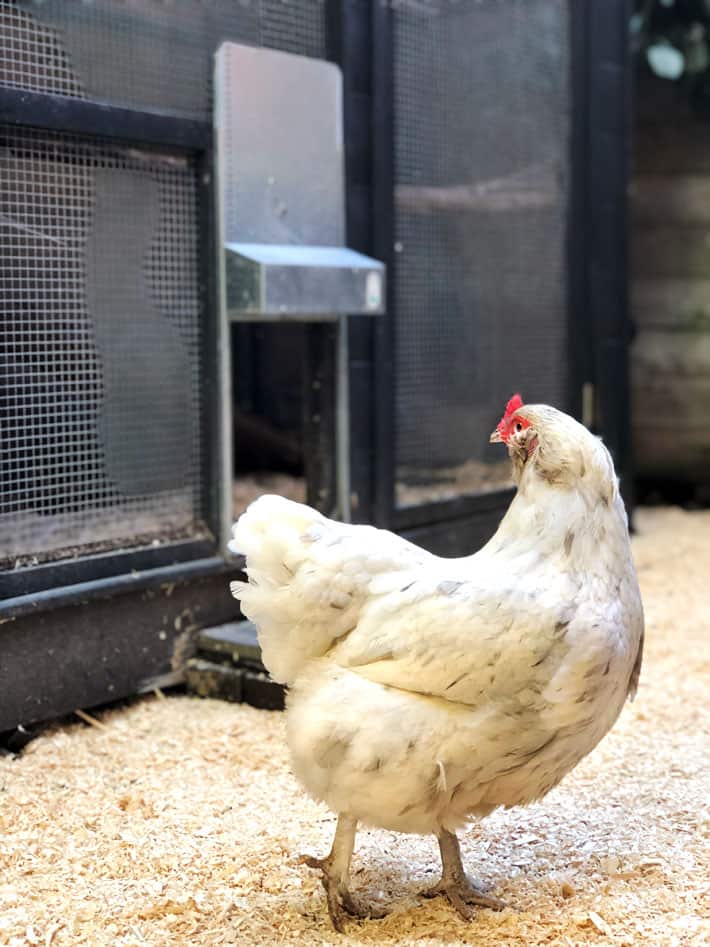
{"left": 0, "top": 127, "right": 206, "bottom": 564}
{"left": 1, "top": 0, "right": 325, "bottom": 118}
{"left": 0, "top": 1, "right": 327, "bottom": 570}
{"left": 392, "top": 0, "right": 570, "bottom": 507}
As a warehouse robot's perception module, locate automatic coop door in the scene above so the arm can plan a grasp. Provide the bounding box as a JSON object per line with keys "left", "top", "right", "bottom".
{"left": 214, "top": 42, "right": 386, "bottom": 524}
{"left": 215, "top": 41, "right": 385, "bottom": 318}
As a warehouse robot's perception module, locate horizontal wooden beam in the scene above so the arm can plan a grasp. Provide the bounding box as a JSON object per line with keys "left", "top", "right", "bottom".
{"left": 631, "top": 279, "right": 710, "bottom": 330}
{"left": 631, "top": 227, "right": 710, "bottom": 279}
{"left": 633, "top": 328, "right": 710, "bottom": 376}
{"left": 0, "top": 570, "right": 242, "bottom": 732}
{"left": 634, "top": 123, "right": 710, "bottom": 174}
{"left": 631, "top": 174, "right": 710, "bottom": 225}
{"left": 632, "top": 331, "right": 710, "bottom": 478}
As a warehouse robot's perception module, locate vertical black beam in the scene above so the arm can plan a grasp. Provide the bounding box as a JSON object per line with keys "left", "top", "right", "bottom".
{"left": 197, "top": 142, "right": 224, "bottom": 540}
{"left": 326, "top": 0, "right": 377, "bottom": 524}
{"left": 371, "top": 0, "right": 396, "bottom": 529}
{"left": 231, "top": 325, "right": 256, "bottom": 412}
{"left": 567, "top": 0, "right": 591, "bottom": 423}
{"left": 302, "top": 323, "right": 337, "bottom": 514}
{"left": 585, "top": 0, "right": 634, "bottom": 507}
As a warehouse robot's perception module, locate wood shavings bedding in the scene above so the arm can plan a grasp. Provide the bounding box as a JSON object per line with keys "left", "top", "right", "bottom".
{"left": 1, "top": 506, "right": 708, "bottom": 946}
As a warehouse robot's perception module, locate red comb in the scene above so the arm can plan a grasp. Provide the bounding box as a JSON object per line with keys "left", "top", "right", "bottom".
{"left": 504, "top": 393, "right": 524, "bottom": 418}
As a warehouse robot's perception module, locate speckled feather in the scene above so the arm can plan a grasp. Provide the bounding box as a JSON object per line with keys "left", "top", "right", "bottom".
{"left": 231, "top": 404, "right": 644, "bottom": 837}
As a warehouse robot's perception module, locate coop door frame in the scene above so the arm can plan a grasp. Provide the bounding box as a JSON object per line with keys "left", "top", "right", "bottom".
{"left": 343, "top": 0, "right": 633, "bottom": 553}
{"left": 0, "top": 88, "right": 227, "bottom": 605}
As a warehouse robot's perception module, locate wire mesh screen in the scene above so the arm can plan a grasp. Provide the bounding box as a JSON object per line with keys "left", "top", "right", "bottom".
{"left": 0, "top": 128, "right": 206, "bottom": 563}
{"left": 0, "top": 1, "right": 327, "bottom": 568}
{"left": 0, "top": 0, "right": 326, "bottom": 118}
{"left": 392, "top": 0, "right": 570, "bottom": 507}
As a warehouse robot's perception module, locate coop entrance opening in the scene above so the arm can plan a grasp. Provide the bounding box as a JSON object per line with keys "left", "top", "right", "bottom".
{"left": 231, "top": 323, "right": 306, "bottom": 520}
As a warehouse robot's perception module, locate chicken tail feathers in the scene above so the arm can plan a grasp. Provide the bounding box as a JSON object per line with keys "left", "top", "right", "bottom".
{"left": 229, "top": 494, "right": 359, "bottom": 685}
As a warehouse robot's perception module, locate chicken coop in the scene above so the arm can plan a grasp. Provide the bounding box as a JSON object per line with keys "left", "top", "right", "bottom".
{"left": 0, "top": 0, "right": 632, "bottom": 733}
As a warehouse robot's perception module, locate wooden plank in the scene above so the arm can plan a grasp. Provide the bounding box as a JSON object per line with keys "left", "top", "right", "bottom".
{"left": 185, "top": 659, "right": 244, "bottom": 703}
{"left": 631, "top": 330, "right": 710, "bottom": 479}
{"left": 632, "top": 279, "right": 710, "bottom": 330}
{"left": 0, "top": 571, "right": 242, "bottom": 732}
{"left": 631, "top": 174, "right": 710, "bottom": 225}
{"left": 631, "top": 227, "right": 710, "bottom": 279}
{"left": 633, "top": 72, "right": 710, "bottom": 174}
{"left": 632, "top": 424, "right": 710, "bottom": 480}
{"left": 196, "top": 620, "right": 262, "bottom": 667}
{"left": 632, "top": 328, "right": 710, "bottom": 376}
{"left": 634, "top": 72, "right": 691, "bottom": 126}
{"left": 634, "top": 123, "right": 710, "bottom": 174}
{"left": 242, "top": 669, "right": 285, "bottom": 711}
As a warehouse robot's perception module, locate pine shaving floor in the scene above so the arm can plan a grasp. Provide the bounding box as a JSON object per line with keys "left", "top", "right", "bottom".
{"left": 1, "top": 507, "right": 708, "bottom": 947}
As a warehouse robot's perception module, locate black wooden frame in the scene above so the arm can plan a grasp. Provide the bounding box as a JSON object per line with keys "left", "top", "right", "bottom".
{"left": 322, "top": 0, "right": 377, "bottom": 525}
{"left": 583, "top": 0, "right": 634, "bottom": 505}
{"left": 566, "top": 0, "right": 633, "bottom": 505}
{"left": 0, "top": 88, "right": 210, "bottom": 149}
{"left": 0, "top": 90, "right": 225, "bottom": 606}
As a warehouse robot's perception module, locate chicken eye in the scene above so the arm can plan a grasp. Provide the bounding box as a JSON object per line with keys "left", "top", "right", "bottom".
{"left": 514, "top": 421, "right": 523, "bottom": 433}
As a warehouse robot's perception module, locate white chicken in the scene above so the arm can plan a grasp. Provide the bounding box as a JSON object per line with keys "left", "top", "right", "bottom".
{"left": 230, "top": 396, "right": 644, "bottom": 930}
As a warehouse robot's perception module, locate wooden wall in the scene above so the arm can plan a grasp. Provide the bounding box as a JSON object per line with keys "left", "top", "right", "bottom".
{"left": 631, "top": 73, "right": 710, "bottom": 483}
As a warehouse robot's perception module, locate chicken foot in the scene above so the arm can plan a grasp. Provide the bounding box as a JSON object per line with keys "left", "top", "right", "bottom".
{"left": 422, "top": 828, "right": 505, "bottom": 919}
{"left": 302, "top": 814, "right": 387, "bottom": 931}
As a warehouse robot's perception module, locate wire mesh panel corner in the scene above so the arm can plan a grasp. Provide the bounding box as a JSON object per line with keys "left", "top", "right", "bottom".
{"left": 391, "top": 0, "right": 571, "bottom": 509}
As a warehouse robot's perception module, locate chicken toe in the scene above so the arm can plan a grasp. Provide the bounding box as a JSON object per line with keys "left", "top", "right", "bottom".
{"left": 302, "top": 815, "right": 386, "bottom": 930}
{"left": 422, "top": 829, "right": 505, "bottom": 919}
{"left": 422, "top": 877, "right": 505, "bottom": 918}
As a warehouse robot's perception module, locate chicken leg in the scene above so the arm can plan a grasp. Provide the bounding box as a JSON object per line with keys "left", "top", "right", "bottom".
{"left": 422, "top": 828, "right": 505, "bottom": 919}
{"left": 302, "top": 814, "right": 387, "bottom": 931}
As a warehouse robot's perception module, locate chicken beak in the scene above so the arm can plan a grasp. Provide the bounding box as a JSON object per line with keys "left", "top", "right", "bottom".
{"left": 489, "top": 429, "right": 503, "bottom": 444}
